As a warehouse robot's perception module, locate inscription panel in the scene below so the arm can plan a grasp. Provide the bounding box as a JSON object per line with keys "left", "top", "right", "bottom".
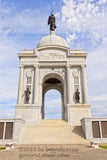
{"left": 5, "top": 122, "right": 13, "bottom": 139}
{"left": 39, "top": 49, "right": 67, "bottom": 60}
{"left": 0, "top": 122, "right": 4, "bottom": 139}
{"left": 92, "top": 121, "right": 101, "bottom": 138}
{"left": 101, "top": 121, "right": 107, "bottom": 138}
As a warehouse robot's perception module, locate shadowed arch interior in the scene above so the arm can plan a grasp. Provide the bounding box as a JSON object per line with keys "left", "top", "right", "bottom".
{"left": 45, "top": 78, "right": 61, "bottom": 84}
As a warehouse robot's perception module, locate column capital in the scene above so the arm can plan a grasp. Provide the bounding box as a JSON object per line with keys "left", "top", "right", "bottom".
{"left": 34, "top": 64, "right": 39, "bottom": 68}
{"left": 81, "top": 64, "right": 87, "bottom": 68}
{"left": 66, "top": 65, "right": 72, "bottom": 68}
{"left": 19, "top": 64, "right": 24, "bottom": 68}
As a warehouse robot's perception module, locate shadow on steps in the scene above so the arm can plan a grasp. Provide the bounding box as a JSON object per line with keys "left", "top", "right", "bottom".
{"left": 72, "top": 126, "right": 85, "bottom": 139}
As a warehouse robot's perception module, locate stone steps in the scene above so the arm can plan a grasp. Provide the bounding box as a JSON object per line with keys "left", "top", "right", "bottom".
{"left": 19, "top": 120, "right": 89, "bottom": 144}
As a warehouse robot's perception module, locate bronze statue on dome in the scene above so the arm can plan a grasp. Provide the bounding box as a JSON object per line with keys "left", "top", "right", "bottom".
{"left": 48, "top": 12, "right": 57, "bottom": 31}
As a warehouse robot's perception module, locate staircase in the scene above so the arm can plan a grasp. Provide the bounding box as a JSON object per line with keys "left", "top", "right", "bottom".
{"left": 19, "top": 120, "right": 88, "bottom": 144}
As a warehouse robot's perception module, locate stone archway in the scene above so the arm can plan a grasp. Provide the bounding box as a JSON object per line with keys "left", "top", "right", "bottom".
{"left": 42, "top": 73, "right": 65, "bottom": 120}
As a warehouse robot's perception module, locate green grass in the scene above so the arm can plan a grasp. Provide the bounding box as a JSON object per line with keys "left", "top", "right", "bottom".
{"left": 0, "top": 147, "right": 5, "bottom": 151}
{"left": 99, "top": 146, "right": 107, "bottom": 149}
{"left": 0, "top": 147, "right": 5, "bottom": 150}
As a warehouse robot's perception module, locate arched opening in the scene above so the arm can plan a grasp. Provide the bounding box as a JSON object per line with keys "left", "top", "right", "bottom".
{"left": 44, "top": 89, "right": 62, "bottom": 119}
{"left": 41, "top": 73, "right": 65, "bottom": 120}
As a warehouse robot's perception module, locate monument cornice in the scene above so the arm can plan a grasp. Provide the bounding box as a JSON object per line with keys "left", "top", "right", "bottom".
{"left": 68, "top": 51, "right": 88, "bottom": 58}
{"left": 37, "top": 45, "right": 69, "bottom": 51}
{"left": 17, "top": 53, "right": 37, "bottom": 59}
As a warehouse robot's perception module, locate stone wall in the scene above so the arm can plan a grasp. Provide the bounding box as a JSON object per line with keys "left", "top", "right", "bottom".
{"left": 81, "top": 117, "right": 107, "bottom": 143}
{"left": 0, "top": 119, "right": 14, "bottom": 144}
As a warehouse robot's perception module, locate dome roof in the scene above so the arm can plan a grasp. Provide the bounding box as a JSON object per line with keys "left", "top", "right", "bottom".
{"left": 37, "top": 31, "right": 69, "bottom": 48}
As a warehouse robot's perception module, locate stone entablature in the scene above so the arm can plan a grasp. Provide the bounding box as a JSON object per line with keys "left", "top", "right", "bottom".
{"left": 18, "top": 49, "right": 87, "bottom": 58}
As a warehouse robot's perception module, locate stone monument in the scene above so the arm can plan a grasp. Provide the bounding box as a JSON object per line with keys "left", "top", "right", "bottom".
{"left": 2, "top": 14, "right": 106, "bottom": 145}
{"left": 15, "top": 13, "right": 91, "bottom": 128}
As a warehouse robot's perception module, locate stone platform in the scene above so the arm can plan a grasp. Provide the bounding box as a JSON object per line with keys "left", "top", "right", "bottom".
{"left": 0, "top": 144, "right": 107, "bottom": 160}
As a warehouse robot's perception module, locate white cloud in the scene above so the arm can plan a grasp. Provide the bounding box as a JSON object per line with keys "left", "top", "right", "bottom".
{"left": 0, "top": 4, "right": 48, "bottom": 35}
{"left": 60, "top": 0, "right": 107, "bottom": 46}
{"left": 59, "top": 0, "right": 107, "bottom": 117}
{"left": 0, "top": 1, "right": 51, "bottom": 119}
{"left": 0, "top": 106, "right": 15, "bottom": 118}
{"left": 97, "top": 0, "right": 107, "bottom": 5}
{"left": 0, "top": 67, "right": 19, "bottom": 101}
{"left": 92, "top": 106, "right": 107, "bottom": 117}
{"left": 90, "top": 94, "right": 107, "bottom": 101}
{"left": 66, "top": 33, "right": 77, "bottom": 45}
{"left": 45, "top": 99, "right": 61, "bottom": 107}
{"left": 87, "top": 38, "right": 107, "bottom": 81}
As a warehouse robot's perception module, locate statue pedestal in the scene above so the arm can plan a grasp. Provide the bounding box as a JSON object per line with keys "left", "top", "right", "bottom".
{"left": 15, "top": 104, "right": 40, "bottom": 126}
{"left": 50, "top": 30, "right": 55, "bottom": 35}
{"left": 67, "top": 103, "right": 91, "bottom": 126}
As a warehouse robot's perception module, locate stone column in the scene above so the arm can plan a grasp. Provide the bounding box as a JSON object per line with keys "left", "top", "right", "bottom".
{"left": 81, "top": 65, "right": 89, "bottom": 104}
{"left": 34, "top": 65, "right": 39, "bottom": 105}
{"left": 17, "top": 65, "right": 24, "bottom": 104}
{"left": 67, "top": 65, "right": 73, "bottom": 104}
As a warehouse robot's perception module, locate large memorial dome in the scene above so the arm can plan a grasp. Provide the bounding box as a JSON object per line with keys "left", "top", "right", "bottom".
{"left": 37, "top": 31, "right": 69, "bottom": 48}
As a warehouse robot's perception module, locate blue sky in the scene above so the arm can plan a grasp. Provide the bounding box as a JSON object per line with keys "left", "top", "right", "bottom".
{"left": 0, "top": 0, "right": 107, "bottom": 118}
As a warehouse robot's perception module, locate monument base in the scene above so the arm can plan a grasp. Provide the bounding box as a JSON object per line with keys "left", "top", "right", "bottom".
{"left": 67, "top": 103, "right": 91, "bottom": 126}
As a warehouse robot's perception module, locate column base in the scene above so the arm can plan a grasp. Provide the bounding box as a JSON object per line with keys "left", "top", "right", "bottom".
{"left": 67, "top": 103, "right": 91, "bottom": 126}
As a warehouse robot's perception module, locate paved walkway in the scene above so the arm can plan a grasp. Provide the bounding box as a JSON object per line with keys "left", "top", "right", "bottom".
{"left": 0, "top": 144, "right": 107, "bottom": 160}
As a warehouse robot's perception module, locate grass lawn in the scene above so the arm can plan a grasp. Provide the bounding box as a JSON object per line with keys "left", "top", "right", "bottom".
{"left": 0, "top": 147, "right": 5, "bottom": 151}
{"left": 99, "top": 146, "right": 107, "bottom": 149}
